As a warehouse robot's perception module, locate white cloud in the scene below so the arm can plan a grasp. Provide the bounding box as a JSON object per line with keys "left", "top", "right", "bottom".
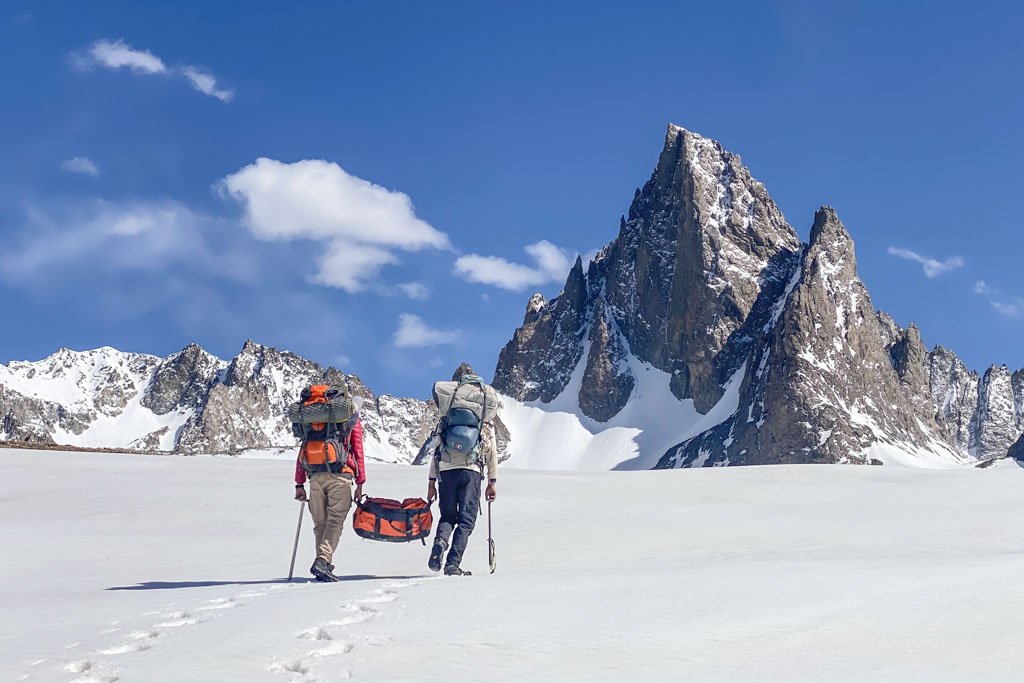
{"left": 0, "top": 199, "right": 206, "bottom": 283}
{"left": 219, "top": 158, "right": 450, "bottom": 292}
{"left": 60, "top": 156, "right": 100, "bottom": 177}
{"left": 886, "top": 247, "right": 964, "bottom": 278}
{"left": 991, "top": 301, "right": 1021, "bottom": 318}
{"left": 974, "top": 280, "right": 995, "bottom": 295}
{"left": 181, "top": 66, "right": 234, "bottom": 102}
{"left": 312, "top": 242, "right": 398, "bottom": 292}
{"left": 397, "top": 282, "right": 430, "bottom": 300}
{"left": 80, "top": 39, "right": 166, "bottom": 74}
{"left": 393, "top": 314, "right": 458, "bottom": 348}
{"left": 71, "top": 39, "right": 232, "bottom": 102}
{"left": 454, "top": 240, "right": 572, "bottom": 292}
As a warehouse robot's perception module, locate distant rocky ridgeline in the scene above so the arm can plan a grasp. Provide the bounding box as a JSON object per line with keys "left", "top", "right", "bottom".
{"left": 493, "top": 124, "right": 1024, "bottom": 466}
{"left": 0, "top": 341, "right": 437, "bottom": 462}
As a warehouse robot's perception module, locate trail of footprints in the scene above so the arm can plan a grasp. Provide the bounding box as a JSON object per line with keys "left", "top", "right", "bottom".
{"left": 35, "top": 579, "right": 431, "bottom": 682}
{"left": 53, "top": 588, "right": 288, "bottom": 682}
{"left": 270, "top": 579, "right": 435, "bottom": 681}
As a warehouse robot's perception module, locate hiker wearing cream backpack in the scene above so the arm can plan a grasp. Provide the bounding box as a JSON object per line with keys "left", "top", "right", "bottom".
{"left": 424, "top": 363, "right": 500, "bottom": 576}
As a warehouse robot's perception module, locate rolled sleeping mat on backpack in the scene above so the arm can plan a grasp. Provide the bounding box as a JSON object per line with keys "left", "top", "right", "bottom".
{"left": 285, "top": 393, "right": 355, "bottom": 424}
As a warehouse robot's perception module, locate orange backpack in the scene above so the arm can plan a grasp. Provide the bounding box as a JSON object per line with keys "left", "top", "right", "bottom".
{"left": 353, "top": 497, "right": 433, "bottom": 543}
{"left": 295, "top": 385, "right": 359, "bottom": 478}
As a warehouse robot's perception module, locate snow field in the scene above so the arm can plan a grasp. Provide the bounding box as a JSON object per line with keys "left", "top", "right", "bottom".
{"left": 3, "top": 449, "right": 1024, "bottom": 681}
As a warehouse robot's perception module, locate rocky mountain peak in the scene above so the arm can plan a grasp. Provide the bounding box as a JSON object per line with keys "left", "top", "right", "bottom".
{"left": 496, "top": 123, "right": 802, "bottom": 417}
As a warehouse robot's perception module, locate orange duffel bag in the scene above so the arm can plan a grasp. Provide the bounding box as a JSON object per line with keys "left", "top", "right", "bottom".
{"left": 353, "top": 496, "right": 433, "bottom": 544}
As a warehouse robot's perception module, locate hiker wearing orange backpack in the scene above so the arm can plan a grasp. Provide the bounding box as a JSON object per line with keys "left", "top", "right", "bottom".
{"left": 425, "top": 363, "right": 500, "bottom": 576}
{"left": 288, "top": 384, "right": 366, "bottom": 582}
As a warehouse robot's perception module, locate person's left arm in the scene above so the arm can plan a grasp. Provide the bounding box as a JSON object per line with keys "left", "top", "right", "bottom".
{"left": 350, "top": 418, "right": 366, "bottom": 499}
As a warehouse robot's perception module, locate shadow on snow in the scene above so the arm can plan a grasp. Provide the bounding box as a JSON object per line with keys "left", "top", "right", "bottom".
{"left": 106, "top": 574, "right": 426, "bottom": 590}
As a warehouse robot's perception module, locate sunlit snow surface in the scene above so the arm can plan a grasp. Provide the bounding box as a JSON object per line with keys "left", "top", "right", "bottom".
{"left": 500, "top": 351, "right": 742, "bottom": 471}
{"left": 3, "top": 448, "right": 1024, "bottom": 682}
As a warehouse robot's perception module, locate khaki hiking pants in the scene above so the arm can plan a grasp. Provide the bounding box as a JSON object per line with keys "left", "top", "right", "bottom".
{"left": 308, "top": 472, "right": 354, "bottom": 564}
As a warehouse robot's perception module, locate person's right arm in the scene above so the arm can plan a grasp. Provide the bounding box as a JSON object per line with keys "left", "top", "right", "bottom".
{"left": 426, "top": 429, "right": 440, "bottom": 502}
{"left": 483, "top": 422, "right": 498, "bottom": 502}
{"left": 294, "top": 457, "right": 307, "bottom": 501}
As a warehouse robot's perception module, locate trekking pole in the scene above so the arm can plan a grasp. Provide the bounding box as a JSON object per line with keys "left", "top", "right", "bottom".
{"left": 288, "top": 501, "right": 306, "bottom": 582}
{"left": 487, "top": 500, "right": 496, "bottom": 574}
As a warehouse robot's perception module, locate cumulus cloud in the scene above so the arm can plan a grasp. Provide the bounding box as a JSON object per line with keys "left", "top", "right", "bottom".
{"left": 219, "top": 158, "right": 449, "bottom": 292}
{"left": 393, "top": 314, "right": 458, "bottom": 348}
{"left": 71, "top": 39, "right": 233, "bottom": 101}
{"left": 886, "top": 247, "right": 964, "bottom": 278}
{"left": 60, "top": 156, "right": 100, "bottom": 177}
{"left": 397, "top": 282, "right": 430, "bottom": 300}
{"left": 454, "top": 240, "right": 572, "bottom": 292}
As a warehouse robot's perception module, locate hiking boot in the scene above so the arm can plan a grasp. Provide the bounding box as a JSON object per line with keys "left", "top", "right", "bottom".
{"left": 310, "top": 558, "right": 339, "bottom": 582}
{"left": 428, "top": 541, "right": 446, "bottom": 572}
{"left": 444, "top": 564, "right": 471, "bottom": 576}
{"left": 309, "top": 559, "right": 335, "bottom": 575}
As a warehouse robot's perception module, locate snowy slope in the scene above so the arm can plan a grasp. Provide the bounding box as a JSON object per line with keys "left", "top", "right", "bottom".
{"left": 5, "top": 448, "right": 1024, "bottom": 682}
{"left": 499, "top": 347, "right": 744, "bottom": 471}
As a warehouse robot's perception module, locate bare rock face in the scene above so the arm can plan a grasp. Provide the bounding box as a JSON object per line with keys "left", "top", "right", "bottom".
{"left": 579, "top": 305, "right": 635, "bottom": 421}
{"left": 493, "top": 258, "right": 588, "bottom": 403}
{"left": 970, "top": 365, "right": 1019, "bottom": 459}
{"left": 374, "top": 394, "right": 439, "bottom": 463}
{"left": 927, "top": 346, "right": 980, "bottom": 452}
{"left": 1009, "top": 433, "right": 1024, "bottom": 461}
{"left": 495, "top": 124, "right": 801, "bottom": 419}
{"left": 660, "top": 207, "right": 951, "bottom": 467}
{"left": 142, "top": 343, "right": 224, "bottom": 416}
{"left": 175, "top": 340, "right": 378, "bottom": 454}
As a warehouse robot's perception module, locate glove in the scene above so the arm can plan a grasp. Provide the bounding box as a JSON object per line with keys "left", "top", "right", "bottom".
{"left": 427, "top": 480, "right": 437, "bottom": 503}
{"left": 294, "top": 485, "right": 307, "bottom": 502}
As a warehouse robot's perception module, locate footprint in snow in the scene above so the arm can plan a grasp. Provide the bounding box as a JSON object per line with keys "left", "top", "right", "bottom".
{"left": 315, "top": 641, "right": 354, "bottom": 657}
{"left": 325, "top": 608, "right": 376, "bottom": 627}
{"left": 70, "top": 675, "right": 119, "bottom": 683}
{"left": 154, "top": 611, "right": 202, "bottom": 628}
{"left": 353, "top": 588, "right": 398, "bottom": 604}
{"left": 198, "top": 597, "right": 236, "bottom": 611}
{"left": 66, "top": 660, "right": 93, "bottom": 673}
{"left": 270, "top": 659, "right": 309, "bottom": 675}
{"left": 298, "top": 627, "right": 333, "bottom": 641}
{"left": 98, "top": 640, "right": 153, "bottom": 655}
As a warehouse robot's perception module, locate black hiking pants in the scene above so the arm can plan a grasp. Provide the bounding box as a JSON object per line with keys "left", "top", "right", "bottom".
{"left": 434, "top": 468, "right": 482, "bottom": 569}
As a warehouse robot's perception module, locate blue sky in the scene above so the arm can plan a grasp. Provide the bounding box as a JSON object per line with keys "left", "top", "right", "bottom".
{"left": 1, "top": 1, "right": 1021, "bottom": 398}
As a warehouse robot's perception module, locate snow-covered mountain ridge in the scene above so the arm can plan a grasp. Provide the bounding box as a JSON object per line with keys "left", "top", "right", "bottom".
{"left": 0, "top": 341, "right": 435, "bottom": 462}
{"left": 493, "top": 124, "right": 1024, "bottom": 468}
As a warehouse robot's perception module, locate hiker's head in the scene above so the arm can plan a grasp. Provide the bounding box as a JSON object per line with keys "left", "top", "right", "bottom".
{"left": 452, "top": 362, "right": 475, "bottom": 382}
